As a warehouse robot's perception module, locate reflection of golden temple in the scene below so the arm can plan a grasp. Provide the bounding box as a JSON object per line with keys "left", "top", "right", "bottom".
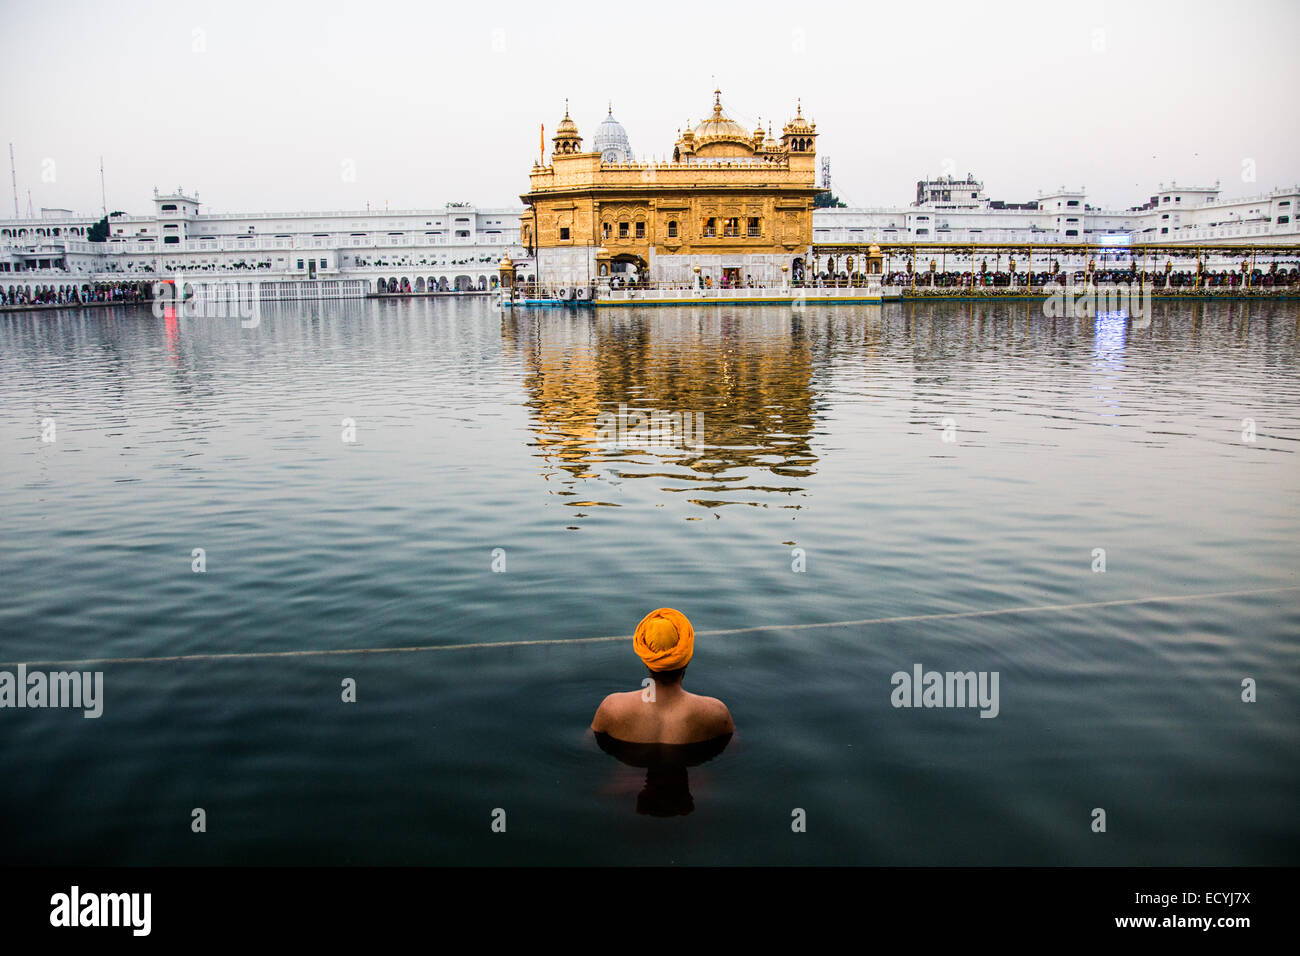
{"left": 521, "top": 91, "right": 820, "bottom": 290}
{"left": 500, "top": 308, "right": 822, "bottom": 519}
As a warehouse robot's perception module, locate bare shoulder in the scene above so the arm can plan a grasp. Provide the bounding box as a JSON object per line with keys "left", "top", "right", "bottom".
{"left": 592, "top": 690, "right": 637, "bottom": 730}
{"left": 692, "top": 694, "right": 735, "bottom": 734}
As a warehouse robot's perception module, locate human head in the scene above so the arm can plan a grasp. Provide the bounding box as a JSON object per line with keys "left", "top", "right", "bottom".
{"left": 633, "top": 608, "right": 694, "bottom": 677}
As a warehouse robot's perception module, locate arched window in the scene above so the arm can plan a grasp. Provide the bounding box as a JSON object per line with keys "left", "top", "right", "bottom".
{"left": 667, "top": 220, "right": 678, "bottom": 238}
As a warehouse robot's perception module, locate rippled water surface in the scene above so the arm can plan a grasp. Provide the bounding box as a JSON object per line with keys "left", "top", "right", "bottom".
{"left": 1, "top": 298, "right": 1297, "bottom": 864}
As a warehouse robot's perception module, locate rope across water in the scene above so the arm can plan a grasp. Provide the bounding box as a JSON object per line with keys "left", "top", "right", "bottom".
{"left": 4, "top": 584, "right": 1296, "bottom": 669}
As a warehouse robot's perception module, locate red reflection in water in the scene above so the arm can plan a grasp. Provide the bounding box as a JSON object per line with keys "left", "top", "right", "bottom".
{"left": 164, "top": 308, "right": 179, "bottom": 364}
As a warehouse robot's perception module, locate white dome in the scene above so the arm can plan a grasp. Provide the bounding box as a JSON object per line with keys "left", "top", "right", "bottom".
{"left": 593, "top": 107, "right": 634, "bottom": 163}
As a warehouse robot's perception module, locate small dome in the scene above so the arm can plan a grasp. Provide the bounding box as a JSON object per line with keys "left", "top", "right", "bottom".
{"left": 593, "top": 105, "right": 634, "bottom": 163}
{"left": 783, "top": 99, "right": 816, "bottom": 136}
{"left": 555, "top": 100, "right": 579, "bottom": 136}
{"left": 499, "top": 255, "right": 514, "bottom": 269}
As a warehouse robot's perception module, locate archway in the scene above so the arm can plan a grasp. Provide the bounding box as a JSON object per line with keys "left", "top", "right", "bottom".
{"left": 454, "top": 275, "right": 472, "bottom": 292}
{"left": 609, "top": 253, "right": 646, "bottom": 287}
{"left": 416, "top": 277, "right": 426, "bottom": 293}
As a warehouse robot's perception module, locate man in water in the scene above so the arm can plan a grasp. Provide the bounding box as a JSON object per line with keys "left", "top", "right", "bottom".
{"left": 591, "top": 608, "right": 734, "bottom": 744}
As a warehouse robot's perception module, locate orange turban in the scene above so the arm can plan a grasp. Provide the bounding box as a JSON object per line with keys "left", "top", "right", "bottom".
{"left": 633, "top": 608, "right": 695, "bottom": 672}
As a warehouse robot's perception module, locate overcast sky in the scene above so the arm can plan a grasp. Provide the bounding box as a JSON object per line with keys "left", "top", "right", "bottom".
{"left": 2, "top": 0, "right": 1297, "bottom": 218}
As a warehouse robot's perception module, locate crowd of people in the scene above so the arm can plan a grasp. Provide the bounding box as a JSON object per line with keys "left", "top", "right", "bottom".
{"left": 798, "top": 266, "right": 1300, "bottom": 291}
{"left": 0, "top": 281, "right": 154, "bottom": 308}
{"left": 5, "top": 266, "right": 1297, "bottom": 308}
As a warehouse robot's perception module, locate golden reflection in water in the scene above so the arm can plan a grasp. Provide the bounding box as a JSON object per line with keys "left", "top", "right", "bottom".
{"left": 501, "top": 308, "right": 824, "bottom": 519}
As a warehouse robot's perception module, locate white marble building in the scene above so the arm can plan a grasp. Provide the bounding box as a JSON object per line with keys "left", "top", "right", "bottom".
{"left": 814, "top": 175, "right": 1300, "bottom": 247}
{"left": 3, "top": 174, "right": 1296, "bottom": 297}
{"left": 1, "top": 190, "right": 531, "bottom": 294}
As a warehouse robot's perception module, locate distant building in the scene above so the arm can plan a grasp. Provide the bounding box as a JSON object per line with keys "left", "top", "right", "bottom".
{"left": 520, "top": 91, "right": 820, "bottom": 288}
{"left": 1, "top": 188, "right": 527, "bottom": 293}
{"left": 816, "top": 179, "right": 1299, "bottom": 247}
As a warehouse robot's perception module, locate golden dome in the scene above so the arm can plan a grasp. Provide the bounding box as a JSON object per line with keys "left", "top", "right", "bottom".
{"left": 783, "top": 98, "right": 816, "bottom": 135}
{"left": 868, "top": 244, "right": 882, "bottom": 255}
{"left": 555, "top": 100, "right": 579, "bottom": 136}
{"left": 692, "top": 89, "right": 751, "bottom": 145}
{"left": 551, "top": 99, "right": 584, "bottom": 156}
{"left": 498, "top": 255, "right": 514, "bottom": 269}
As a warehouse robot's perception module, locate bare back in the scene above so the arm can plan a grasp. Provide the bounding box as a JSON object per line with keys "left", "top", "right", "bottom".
{"left": 592, "top": 687, "right": 734, "bottom": 744}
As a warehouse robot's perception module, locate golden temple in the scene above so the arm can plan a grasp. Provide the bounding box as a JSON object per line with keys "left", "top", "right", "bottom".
{"left": 519, "top": 91, "right": 820, "bottom": 291}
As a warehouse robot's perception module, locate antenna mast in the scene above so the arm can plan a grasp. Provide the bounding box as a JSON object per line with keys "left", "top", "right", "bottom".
{"left": 99, "top": 156, "right": 108, "bottom": 217}
{"left": 9, "top": 143, "right": 18, "bottom": 218}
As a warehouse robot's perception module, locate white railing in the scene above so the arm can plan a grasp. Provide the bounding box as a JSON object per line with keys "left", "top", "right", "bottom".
{"left": 101, "top": 235, "right": 519, "bottom": 255}
{"left": 595, "top": 284, "right": 882, "bottom": 302}
{"left": 186, "top": 206, "right": 518, "bottom": 221}
{"left": 256, "top": 279, "right": 369, "bottom": 300}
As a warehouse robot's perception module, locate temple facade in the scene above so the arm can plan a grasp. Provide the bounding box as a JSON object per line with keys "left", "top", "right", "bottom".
{"left": 519, "top": 92, "right": 819, "bottom": 290}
